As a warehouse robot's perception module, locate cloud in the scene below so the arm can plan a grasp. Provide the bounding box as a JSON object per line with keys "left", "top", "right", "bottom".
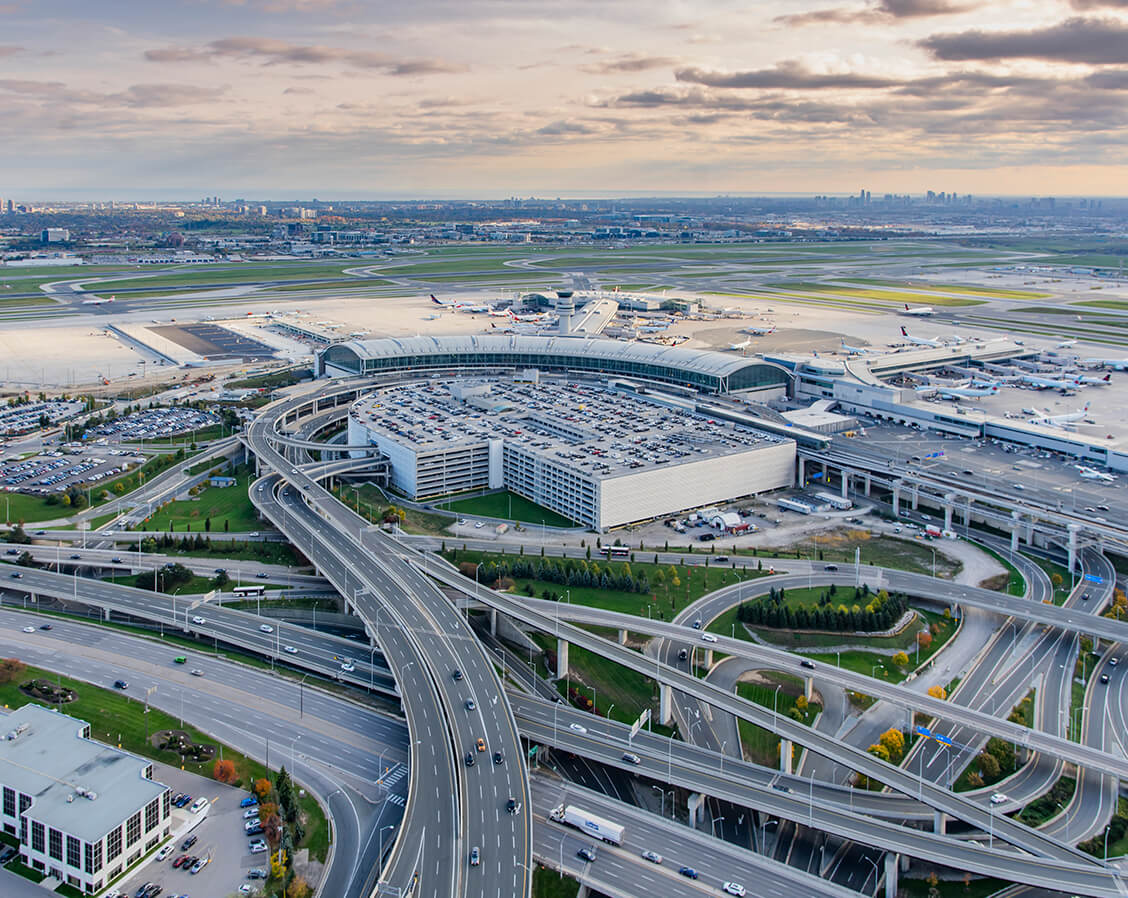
{"left": 776, "top": 0, "right": 974, "bottom": 26}
{"left": 0, "top": 45, "right": 23, "bottom": 57}
{"left": 1069, "top": 0, "right": 1128, "bottom": 7}
{"left": 145, "top": 36, "right": 464, "bottom": 75}
{"left": 582, "top": 54, "right": 676, "bottom": 74}
{"left": 920, "top": 16, "right": 1128, "bottom": 63}
{"left": 675, "top": 60, "right": 899, "bottom": 90}
{"left": 0, "top": 78, "right": 227, "bottom": 108}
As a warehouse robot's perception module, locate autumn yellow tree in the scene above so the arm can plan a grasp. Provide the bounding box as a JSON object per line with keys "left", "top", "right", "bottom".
{"left": 892, "top": 651, "right": 909, "bottom": 668}
{"left": 879, "top": 728, "right": 905, "bottom": 762}
{"left": 927, "top": 684, "right": 946, "bottom": 700}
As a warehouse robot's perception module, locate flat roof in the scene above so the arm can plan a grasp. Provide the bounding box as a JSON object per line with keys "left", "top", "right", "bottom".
{"left": 0, "top": 705, "right": 165, "bottom": 843}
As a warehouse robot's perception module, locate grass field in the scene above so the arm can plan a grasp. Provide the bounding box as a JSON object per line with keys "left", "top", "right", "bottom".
{"left": 339, "top": 482, "right": 454, "bottom": 536}
{"left": 1074, "top": 299, "right": 1128, "bottom": 310}
{"left": 141, "top": 468, "right": 260, "bottom": 532}
{"left": 768, "top": 282, "right": 985, "bottom": 307}
{"left": 759, "top": 532, "right": 962, "bottom": 579}
{"left": 533, "top": 865, "right": 580, "bottom": 898}
{"left": 899, "top": 878, "right": 1008, "bottom": 898}
{"left": 804, "top": 610, "right": 958, "bottom": 683}
{"left": 436, "top": 491, "right": 577, "bottom": 527}
{"left": 110, "top": 571, "right": 221, "bottom": 594}
{"left": 736, "top": 673, "right": 820, "bottom": 766}
{"left": 840, "top": 278, "right": 1050, "bottom": 299}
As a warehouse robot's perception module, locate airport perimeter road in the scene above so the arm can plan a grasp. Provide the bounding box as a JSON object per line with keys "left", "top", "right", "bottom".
{"left": 0, "top": 608, "right": 409, "bottom": 898}
{"left": 529, "top": 776, "right": 861, "bottom": 898}
{"left": 416, "top": 554, "right": 1111, "bottom": 872}
{"left": 247, "top": 384, "right": 531, "bottom": 898}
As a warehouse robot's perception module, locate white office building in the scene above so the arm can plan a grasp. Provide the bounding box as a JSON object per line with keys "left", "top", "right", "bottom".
{"left": 0, "top": 704, "right": 171, "bottom": 894}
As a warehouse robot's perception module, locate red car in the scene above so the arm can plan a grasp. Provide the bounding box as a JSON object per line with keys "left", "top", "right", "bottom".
{"left": 172, "top": 855, "right": 190, "bottom": 868}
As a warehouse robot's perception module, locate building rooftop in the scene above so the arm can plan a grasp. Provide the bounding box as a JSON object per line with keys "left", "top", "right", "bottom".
{"left": 350, "top": 378, "right": 788, "bottom": 478}
{"left": 0, "top": 705, "right": 166, "bottom": 843}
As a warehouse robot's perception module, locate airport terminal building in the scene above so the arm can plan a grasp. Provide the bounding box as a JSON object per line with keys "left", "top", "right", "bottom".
{"left": 346, "top": 376, "right": 795, "bottom": 530}
{"left": 0, "top": 705, "right": 171, "bottom": 894}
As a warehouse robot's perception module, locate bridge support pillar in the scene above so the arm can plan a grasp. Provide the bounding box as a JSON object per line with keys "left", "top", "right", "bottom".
{"left": 701, "top": 649, "right": 714, "bottom": 669}
{"left": 864, "top": 473, "right": 871, "bottom": 497}
{"left": 804, "top": 677, "right": 813, "bottom": 700}
{"left": 797, "top": 457, "right": 806, "bottom": 487}
{"left": 489, "top": 608, "right": 498, "bottom": 637}
{"left": 841, "top": 469, "right": 850, "bottom": 500}
{"left": 659, "top": 684, "right": 672, "bottom": 725}
{"left": 1025, "top": 516, "right": 1034, "bottom": 545}
{"left": 891, "top": 481, "right": 901, "bottom": 517}
{"left": 103, "top": 606, "right": 110, "bottom": 621}
{"left": 780, "top": 739, "right": 793, "bottom": 774}
{"left": 687, "top": 792, "right": 706, "bottom": 827}
{"left": 821, "top": 462, "right": 827, "bottom": 482}
{"left": 884, "top": 852, "right": 899, "bottom": 898}
{"left": 556, "top": 639, "right": 569, "bottom": 679}
{"left": 910, "top": 484, "right": 919, "bottom": 510}
{"left": 933, "top": 811, "right": 946, "bottom": 834}
{"left": 1067, "top": 523, "right": 1081, "bottom": 577}
{"left": 943, "top": 494, "right": 955, "bottom": 532}
{"left": 617, "top": 629, "right": 628, "bottom": 645}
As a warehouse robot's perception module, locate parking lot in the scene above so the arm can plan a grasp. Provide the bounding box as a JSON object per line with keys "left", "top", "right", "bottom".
{"left": 0, "top": 400, "right": 84, "bottom": 437}
{"left": 0, "top": 448, "right": 145, "bottom": 496}
{"left": 112, "top": 763, "right": 268, "bottom": 898}
{"left": 88, "top": 407, "right": 217, "bottom": 442}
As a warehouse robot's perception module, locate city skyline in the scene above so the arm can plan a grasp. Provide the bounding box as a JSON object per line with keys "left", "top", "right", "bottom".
{"left": 3, "top": 0, "right": 1128, "bottom": 197}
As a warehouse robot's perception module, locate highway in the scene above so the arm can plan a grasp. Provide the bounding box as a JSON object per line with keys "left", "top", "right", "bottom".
{"left": 247, "top": 385, "right": 531, "bottom": 898}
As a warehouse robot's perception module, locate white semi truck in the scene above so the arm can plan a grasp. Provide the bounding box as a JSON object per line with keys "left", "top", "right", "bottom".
{"left": 549, "top": 804, "right": 625, "bottom": 845}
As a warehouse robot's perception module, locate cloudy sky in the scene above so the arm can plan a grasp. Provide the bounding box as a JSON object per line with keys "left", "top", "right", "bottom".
{"left": 3, "top": 0, "right": 1128, "bottom": 198}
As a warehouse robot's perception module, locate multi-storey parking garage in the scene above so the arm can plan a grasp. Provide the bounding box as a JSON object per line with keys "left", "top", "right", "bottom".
{"left": 346, "top": 377, "right": 795, "bottom": 529}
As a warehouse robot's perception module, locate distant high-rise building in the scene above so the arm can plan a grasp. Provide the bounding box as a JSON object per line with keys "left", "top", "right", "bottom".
{"left": 0, "top": 197, "right": 6, "bottom": 214}
{"left": 41, "top": 228, "right": 70, "bottom": 244}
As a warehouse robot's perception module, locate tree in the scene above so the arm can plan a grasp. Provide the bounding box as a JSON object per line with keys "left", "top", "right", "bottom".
{"left": 795, "top": 694, "right": 808, "bottom": 713}
{"left": 213, "top": 759, "right": 236, "bottom": 783}
{"left": 892, "top": 651, "right": 909, "bottom": 668}
{"left": 917, "top": 631, "right": 933, "bottom": 650}
{"left": 879, "top": 728, "right": 905, "bottom": 762}
{"left": 977, "top": 751, "right": 1000, "bottom": 780}
{"left": 867, "top": 742, "right": 890, "bottom": 763}
{"left": 289, "top": 875, "right": 312, "bottom": 898}
{"left": 253, "top": 777, "right": 273, "bottom": 800}
{"left": 927, "top": 684, "right": 946, "bottom": 700}
{"left": 0, "top": 658, "right": 26, "bottom": 684}
{"left": 1051, "top": 572, "right": 1064, "bottom": 588}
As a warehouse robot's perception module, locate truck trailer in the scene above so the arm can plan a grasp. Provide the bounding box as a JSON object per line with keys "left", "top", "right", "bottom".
{"left": 549, "top": 804, "right": 625, "bottom": 845}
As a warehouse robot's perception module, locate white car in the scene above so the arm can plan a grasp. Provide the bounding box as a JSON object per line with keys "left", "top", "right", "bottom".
{"left": 701, "top": 633, "right": 718, "bottom": 643}
{"left": 155, "top": 845, "right": 173, "bottom": 861}
{"left": 283, "top": 645, "right": 298, "bottom": 654}
{"left": 243, "top": 807, "right": 260, "bottom": 819}
{"left": 474, "top": 521, "right": 484, "bottom": 529}
{"left": 990, "top": 792, "right": 1008, "bottom": 805}
{"left": 192, "top": 616, "right": 206, "bottom": 625}
{"left": 723, "top": 883, "right": 747, "bottom": 897}
{"left": 238, "top": 886, "right": 253, "bottom": 895}
{"left": 341, "top": 662, "right": 356, "bottom": 673}
{"left": 249, "top": 839, "right": 268, "bottom": 853}
{"left": 569, "top": 723, "right": 587, "bottom": 734}
{"left": 20, "top": 626, "right": 34, "bottom": 633}
{"left": 457, "top": 519, "right": 467, "bottom": 526}
{"left": 641, "top": 850, "right": 663, "bottom": 864}
{"left": 259, "top": 624, "right": 274, "bottom": 633}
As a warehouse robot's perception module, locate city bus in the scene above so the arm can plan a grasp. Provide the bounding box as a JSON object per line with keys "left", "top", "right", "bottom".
{"left": 599, "top": 546, "right": 630, "bottom": 559}
{"left": 232, "top": 585, "right": 266, "bottom": 597}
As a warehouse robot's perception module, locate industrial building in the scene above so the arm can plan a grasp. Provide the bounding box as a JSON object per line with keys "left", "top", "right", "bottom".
{"left": 0, "top": 704, "right": 170, "bottom": 894}
{"left": 347, "top": 377, "right": 795, "bottom": 530}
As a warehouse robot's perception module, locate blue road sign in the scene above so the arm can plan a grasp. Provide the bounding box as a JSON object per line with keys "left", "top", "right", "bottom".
{"left": 915, "top": 726, "right": 933, "bottom": 738}
{"left": 934, "top": 734, "right": 953, "bottom": 747}
{"left": 1084, "top": 574, "right": 1104, "bottom": 584}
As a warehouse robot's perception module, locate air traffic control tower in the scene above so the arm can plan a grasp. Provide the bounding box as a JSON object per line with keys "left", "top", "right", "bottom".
{"left": 556, "top": 290, "right": 575, "bottom": 335}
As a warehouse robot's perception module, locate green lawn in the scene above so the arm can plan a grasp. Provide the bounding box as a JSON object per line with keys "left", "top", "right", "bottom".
{"left": 446, "top": 548, "right": 768, "bottom": 619}
{"left": 807, "top": 610, "right": 958, "bottom": 683}
{"left": 736, "top": 673, "right": 820, "bottom": 767}
{"left": 151, "top": 536, "right": 305, "bottom": 566}
{"left": 109, "top": 571, "right": 223, "bottom": 594}
{"left": 977, "top": 546, "right": 1027, "bottom": 596}
{"left": 1031, "top": 556, "right": 1073, "bottom": 604}
{"left": 1018, "top": 776, "right": 1075, "bottom": 827}
{"left": 533, "top": 865, "right": 580, "bottom": 898}
{"left": 767, "top": 282, "right": 985, "bottom": 307}
{"left": 435, "top": 491, "right": 577, "bottom": 528}
{"left": 839, "top": 278, "right": 1049, "bottom": 300}
{"left": 758, "top": 533, "right": 961, "bottom": 579}
{"left": 338, "top": 483, "right": 454, "bottom": 536}
{"left": 899, "top": 878, "right": 1009, "bottom": 898}
{"left": 141, "top": 471, "right": 260, "bottom": 533}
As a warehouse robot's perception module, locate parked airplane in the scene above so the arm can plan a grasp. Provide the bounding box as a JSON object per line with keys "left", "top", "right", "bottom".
{"left": 727, "top": 338, "right": 752, "bottom": 351}
{"left": 840, "top": 340, "right": 869, "bottom": 355}
{"left": 936, "top": 384, "right": 1000, "bottom": 399}
{"left": 1057, "top": 339, "right": 1078, "bottom": 348}
{"left": 1077, "top": 465, "right": 1117, "bottom": 483}
{"left": 902, "top": 303, "right": 935, "bottom": 316}
{"left": 1082, "top": 357, "right": 1128, "bottom": 371}
{"left": 1072, "top": 373, "right": 1112, "bottom": 386}
{"left": 743, "top": 325, "right": 776, "bottom": 336}
{"left": 430, "top": 294, "right": 489, "bottom": 313}
{"left": 900, "top": 327, "right": 943, "bottom": 348}
{"left": 1028, "top": 402, "right": 1091, "bottom": 428}
{"left": 1010, "top": 373, "right": 1078, "bottom": 392}
{"left": 507, "top": 308, "right": 553, "bottom": 324}
{"left": 81, "top": 295, "right": 115, "bottom": 305}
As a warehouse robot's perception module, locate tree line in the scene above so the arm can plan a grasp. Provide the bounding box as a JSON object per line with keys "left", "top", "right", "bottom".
{"left": 736, "top": 584, "right": 908, "bottom": 633}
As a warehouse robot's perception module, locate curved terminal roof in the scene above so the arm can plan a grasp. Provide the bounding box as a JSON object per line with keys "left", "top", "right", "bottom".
{"left": 318, "top": 334, "right": 788, "bottom": 393}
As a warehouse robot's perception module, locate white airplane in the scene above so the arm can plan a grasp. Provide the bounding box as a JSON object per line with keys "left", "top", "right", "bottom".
{"left": 1072, "top": 373, "right": 1112, "bottom": 386}
{"left": 1028, "top": 402, "right": 1091, "bottom": 428}
{"left": 1012, "top": 373, "right": 1078, "bottom": 391}
{"left": 422, "top": 313, "right": 441, "bottom": 321}
{"left": 488, "top": 306, "right": 512, "bottom": 317}
{"left": 1077, "top": 465, "right": 1117, "bottom": 483}
{"left": 1082, "top": 357, "right": 1128, "bottom": 371}
{"left": 507, "top": 308, "right": 553, "bottom": 324}
{"left": 900, "top": 327, "right": 944, "bottom": 348}
{"left": 902, "top": 303, "right": 935, "bottom": 316}
{"left": 935, "top": 384, "right": 1000, "bottom": 400}
{"left": 82, "top": 295, "right": 115, "bottom": 305}
{"left": 840, "top": 340, "right": 869, "bottom": 355}
{"left": 430, "top": 294, "right": 482, "bottom": 312}
{"left": 743, "top": 325, "right": 776, "bottom": 336}
{"left": 727, "top": 338, "right": 752, "bottom": 351}
{"left": 1057, "top": 339, "right": 1078, "bottom": 348}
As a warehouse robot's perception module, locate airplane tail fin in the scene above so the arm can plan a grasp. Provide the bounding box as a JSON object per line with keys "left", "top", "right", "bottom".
{"left": 430, "top": 295, "right": 440, "bottom": 304}
{"left": 900, "top": 326, "right": 908, "bottom": 337}
{"left": 1105, "top": 373, "right": 1111, "bottom": 382}
{"left": 905, "top": 304, "right": 910, "bottom": 311}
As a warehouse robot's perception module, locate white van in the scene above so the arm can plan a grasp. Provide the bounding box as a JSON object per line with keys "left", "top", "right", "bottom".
{"left": 189, "top": 796, "right": 209, "bottom": 814}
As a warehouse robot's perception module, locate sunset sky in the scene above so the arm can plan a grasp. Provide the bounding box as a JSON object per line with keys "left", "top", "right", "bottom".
{"left": 3, "top": 0, "right": 1128, "bottom": 198}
